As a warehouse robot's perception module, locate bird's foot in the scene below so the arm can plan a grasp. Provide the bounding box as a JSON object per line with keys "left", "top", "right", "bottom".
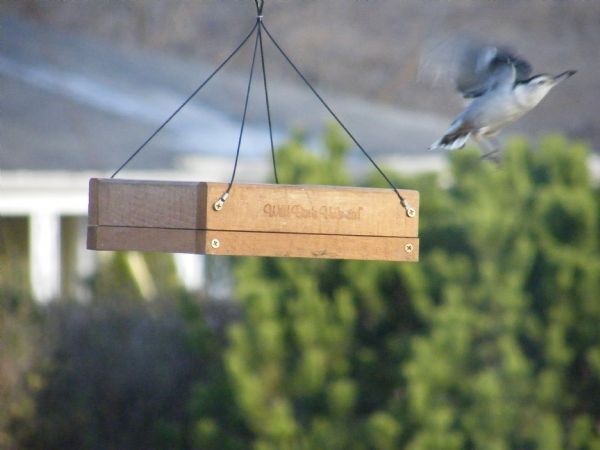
{"left": 479, "top": 149, "right": 502, "bottom": 164}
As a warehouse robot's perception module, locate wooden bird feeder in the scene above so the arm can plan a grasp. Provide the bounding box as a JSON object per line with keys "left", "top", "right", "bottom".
{"left": 88, "top": 3, "right": 422, "bottom": 262}
{"left": 87, "top": 178, "right": 419, "bottom": 261}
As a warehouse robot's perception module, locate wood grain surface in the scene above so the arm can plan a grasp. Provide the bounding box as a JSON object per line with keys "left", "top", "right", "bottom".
{"left": 88, "top": 178, "right": 420, "bottom": 261}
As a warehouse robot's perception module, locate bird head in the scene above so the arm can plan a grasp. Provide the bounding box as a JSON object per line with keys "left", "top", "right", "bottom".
{"left": 514, "top": 70, "right": 576, "bottom": 107}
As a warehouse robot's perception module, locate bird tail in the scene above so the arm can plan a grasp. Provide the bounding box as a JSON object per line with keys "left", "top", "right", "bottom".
{"left": 429, "top": 131, "right": 470, "bottom": 151}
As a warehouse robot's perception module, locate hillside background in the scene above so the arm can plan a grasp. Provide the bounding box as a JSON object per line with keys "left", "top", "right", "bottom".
{"left": 4, "top": 0, "right": 599, "bottom": 149}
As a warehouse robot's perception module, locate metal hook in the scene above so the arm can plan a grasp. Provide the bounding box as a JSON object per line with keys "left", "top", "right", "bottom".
{"left": 213, "top": 192, "right": 230, "bottom": 211}
{"left": 400, "top": 198, "right": 416, "bottom": 218}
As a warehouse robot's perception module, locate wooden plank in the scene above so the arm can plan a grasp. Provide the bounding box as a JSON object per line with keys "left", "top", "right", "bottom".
{"left": 93, "top": 178, "right": 206, "bottom": 229}
{"left": 204, "top": 183, "right": 418, "bottom": 238}
{"left": 87, "top": 226, "right": 202, "bottom": 254}
{"left": 88, "top": 178, "right": 99, "bottom": 226}
{"left": 88, "top": 226, "right": 419, "bottom": 262}
{"left": 90, "top": 178, "right": 419, "bottom": 238}
{"left": 203, "top": 230, "right": 419, "bottom": 261}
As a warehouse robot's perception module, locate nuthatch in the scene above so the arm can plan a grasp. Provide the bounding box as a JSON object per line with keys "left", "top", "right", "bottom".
{"left": 423, "top": 39, "right": 576, "bottom": 157}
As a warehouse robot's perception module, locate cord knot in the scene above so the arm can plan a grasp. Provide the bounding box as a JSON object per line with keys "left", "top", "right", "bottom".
{"left": 254, "top": 0, "right": 264, "bottom": 17}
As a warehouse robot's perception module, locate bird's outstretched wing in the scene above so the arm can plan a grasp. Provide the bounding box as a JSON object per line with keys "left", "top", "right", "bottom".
{"left": 418, "top": 36, "right": 532, "bottom": 98}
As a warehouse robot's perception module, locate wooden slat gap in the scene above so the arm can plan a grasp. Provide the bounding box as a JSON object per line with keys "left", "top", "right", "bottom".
{"left": 90, "top": 224, "right": 417, "bottom": 239}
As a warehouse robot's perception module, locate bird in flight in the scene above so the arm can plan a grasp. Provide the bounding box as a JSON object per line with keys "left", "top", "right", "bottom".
{"left": 423, "top": 38, "right": 576, "bottom": 159}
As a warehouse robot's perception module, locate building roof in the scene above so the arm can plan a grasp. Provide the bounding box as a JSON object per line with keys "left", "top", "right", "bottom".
{"left": 0, "top": 16, "right": 447, "bottom": 173}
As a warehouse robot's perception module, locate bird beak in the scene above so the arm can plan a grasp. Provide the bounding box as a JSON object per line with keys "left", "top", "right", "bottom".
{"left": 554, "top": 70, "right": 577, "bottom": 83}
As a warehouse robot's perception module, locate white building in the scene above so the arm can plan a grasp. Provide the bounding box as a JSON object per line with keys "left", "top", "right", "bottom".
{"left": 0, "top": 161, "right": 276, "bottom": 302}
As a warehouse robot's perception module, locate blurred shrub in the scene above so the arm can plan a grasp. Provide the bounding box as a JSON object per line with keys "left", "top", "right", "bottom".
{"left": 14, "top": 297, "right": 198, "bottom": 449}
{"left": 0, "top": 293, "right": 41, "bottom": 450}
{"left": 400, "top": 136, "right": 600, "bottom": 449}
{"left": 2, "top": 289, "right": 243, "bottom": 450}
{"left": 2, "top": 130, "right": 599, "bottom": 450}
{"left": 224, "top": 130, "right": 600, "bottom": 449}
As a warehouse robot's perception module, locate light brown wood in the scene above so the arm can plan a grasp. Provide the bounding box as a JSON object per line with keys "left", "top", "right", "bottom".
{"left": 87, "top": 178, "right": 420, "bottom": 261}
{"left": 90, "top": 178, "right": 418, "bottom": 237}
{"left": 88, "top": 226, "right": 419, "bottom": 261}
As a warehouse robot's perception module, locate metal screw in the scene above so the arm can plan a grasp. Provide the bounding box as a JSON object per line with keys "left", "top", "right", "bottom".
{"left": 213, "top": 192, "right": 230, "bottom": 211}
{"left": 211, "top": 238, "right": 220, "bottom": 249}
{"left": 407, "top": 207, "right": 416, "bottom": 218}
{"left": 404, "top": 243, "right": 414, "bottom": 253}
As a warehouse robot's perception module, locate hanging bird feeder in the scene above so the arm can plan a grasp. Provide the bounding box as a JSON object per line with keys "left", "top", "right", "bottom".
{"left": 87, "top": 179, "right": 418, "bottom": 261}
{"left": 87, "top": 0, "right": 420, "bottom": 261}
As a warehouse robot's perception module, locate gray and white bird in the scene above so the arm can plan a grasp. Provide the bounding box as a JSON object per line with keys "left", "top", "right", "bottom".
{"left": 424, "top": 39, "right": 576, "bottom": 157}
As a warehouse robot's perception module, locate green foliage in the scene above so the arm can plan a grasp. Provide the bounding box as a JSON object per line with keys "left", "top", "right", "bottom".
{"left": 401, "top": 136, "right": 600, "bottom": 450}
{"left": 16, "top": 297, "right": 201, "bottom": 450}
{"left": 225, "top": 129, "right": 600, "bottom": 449}
{"left": 0, "top": 289, "right": 243, "bottom": 450}
{"left": 225, "top": 125, "right": 420, "bottom": 449}
{"left": 0, "top": 294, "right": 41, "bottom": 450}
{"left": 183, "top": 297, "right": 251, "bottom": 450}
{"left": 2, "top": 128, "right": 599, "bottom": 450}
{"left": 0, "top": 217, "right": 30, "bottom": 299}
{"left": 89, "top": 251, "right": 185, "bottom": 302}
{"left": 272, "top": 127, "right": 352, "bottom": 187}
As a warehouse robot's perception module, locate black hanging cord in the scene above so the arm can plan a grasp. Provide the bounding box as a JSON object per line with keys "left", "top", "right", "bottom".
{"left": 110, "top": 22, "right": 258, "bottom": 178}
{"left": 260, "top": 23, "right": 413, "bottom": 212}
{"left": 222, "top": 23, "right": 261, "bottom": 197}
{"left": 110, "top": 0, "right": 413, "bottom": 215}
{"left": 253, "top": 0, "right": 278, "bottom": 183}
{"left": 213, "top": 2, "right": 274, "bottom": 210}
{"left": 258, "top": 24, "right": 279, "bottom": 184}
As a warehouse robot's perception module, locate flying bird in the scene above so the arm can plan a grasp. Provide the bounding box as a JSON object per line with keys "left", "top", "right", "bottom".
{"left": 422, "top": 38, "right": 576, "bottom": 158}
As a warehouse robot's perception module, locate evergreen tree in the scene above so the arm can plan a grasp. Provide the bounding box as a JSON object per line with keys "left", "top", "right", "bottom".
{"left": 220, "top": 129, "right": 600, "bottom": 449}
{"left": 400, "top": 137, "right": 600, "bottom": 449}
{"left": 225, "top": 126, "right": 424, "bottom": 449}
{"left": 225, "top": 127, "right": 374, "bottom": 449}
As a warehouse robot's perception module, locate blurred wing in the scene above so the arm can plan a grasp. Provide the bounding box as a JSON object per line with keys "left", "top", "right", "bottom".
{"left": 457, "top": 46, "right": 532, "bottom": 98}
{"left": 418, "top": 36, "right": 532, "bottom": 98}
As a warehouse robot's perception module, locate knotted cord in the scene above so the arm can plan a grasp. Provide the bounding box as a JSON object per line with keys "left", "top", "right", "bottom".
{"left": 110, "top": 0, "right": 414, "bottom": 215}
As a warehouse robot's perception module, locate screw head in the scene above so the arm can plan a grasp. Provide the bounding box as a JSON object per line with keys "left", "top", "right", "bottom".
{"left": 213, "top": 200, "right": 224, "bottom": 211}
{"left": 211, "top": 238, "right": 220, "bottom": 249}
{"left": 404, "top": 243, "right": 414, "bottom": 253}
{"left": 407, "top": 207, "right": 416, "bottom": 218}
